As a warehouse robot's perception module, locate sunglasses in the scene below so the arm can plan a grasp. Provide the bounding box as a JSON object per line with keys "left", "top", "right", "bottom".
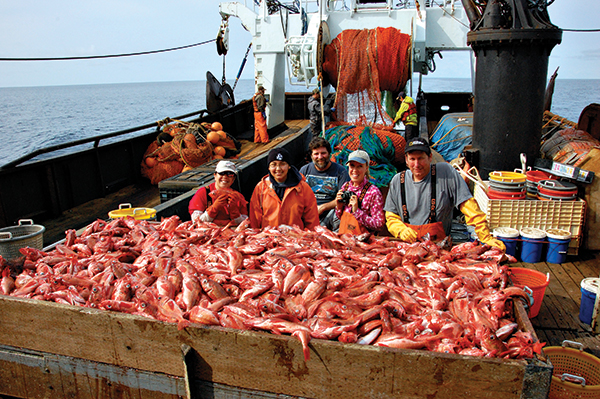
{"left": 217, "top": 171, "right": 235, "bottom": 177}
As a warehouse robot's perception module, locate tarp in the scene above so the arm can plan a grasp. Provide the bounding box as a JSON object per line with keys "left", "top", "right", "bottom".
{"left": 430, "top": 112, "right": 473, "bottom": 162}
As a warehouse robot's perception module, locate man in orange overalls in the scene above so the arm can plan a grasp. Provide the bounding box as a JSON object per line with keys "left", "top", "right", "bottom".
{"left": 384, "top": 137, "right": 505, "bottom": 250}
{"left": 253, "top": 85, "right": 269, "bottom": 143}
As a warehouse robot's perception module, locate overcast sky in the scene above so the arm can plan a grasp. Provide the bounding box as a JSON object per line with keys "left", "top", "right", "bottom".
{"left": 0, "top": 0, "right": 598, "bottom": 88}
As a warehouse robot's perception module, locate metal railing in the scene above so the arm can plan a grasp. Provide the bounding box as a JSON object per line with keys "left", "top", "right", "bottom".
{"left": 0, "top": 109, "right": 209, "bottom": 170}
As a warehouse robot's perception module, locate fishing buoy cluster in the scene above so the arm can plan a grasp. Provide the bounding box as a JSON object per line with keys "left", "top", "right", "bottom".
{"left": 203, "top": 122, "right": 230, "bottom": 160}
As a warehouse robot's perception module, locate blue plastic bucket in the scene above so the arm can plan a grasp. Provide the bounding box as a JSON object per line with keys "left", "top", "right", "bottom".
{"left": 545, "top": 228, "right": 571, "bottom": 264}
{"left": 519, "top": 227, "right": 546, "bottom": 263}
{"left": 579, "top": 277, "right": 599, "bottom": 325}
{"left": 493, "top": 227, "right": 519, "bottom": 258}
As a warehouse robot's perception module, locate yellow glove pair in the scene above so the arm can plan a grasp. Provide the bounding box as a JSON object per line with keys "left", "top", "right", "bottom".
{"left": 459, "top": 198, "right": 506, "bottom": 251}
{"left": 385, "top": 211, "right": 418, "bottom": 243}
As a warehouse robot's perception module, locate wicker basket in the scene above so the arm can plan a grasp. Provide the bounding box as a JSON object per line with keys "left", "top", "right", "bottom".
{"left": 545, "top": 341, "right": 600, "bottom": 399}
{"left": 0, "top": 219, "right": 45, "bottom": 260}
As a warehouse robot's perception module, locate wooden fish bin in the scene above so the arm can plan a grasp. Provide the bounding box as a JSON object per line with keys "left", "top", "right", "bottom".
{"left": 0, "top": 294, "right": 552, "bottom": 399}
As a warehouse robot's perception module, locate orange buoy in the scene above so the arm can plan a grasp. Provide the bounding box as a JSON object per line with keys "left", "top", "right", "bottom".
{"left": 207, "top": 131, "right": 221, "bottom": 144}
{"left": 214, "top": 146, "right": 226, "bottom": 157}
{"left": 145, "top": 157, "right": 157, "bottom": 167}
{"left": 183, "top": 133, "right": 198, "bottom": 149}
{"left": 211, "top": 122, "right": 223, "bottom": 131}
{"left": 216, "top": 130, "right": 227, "bottom": 139}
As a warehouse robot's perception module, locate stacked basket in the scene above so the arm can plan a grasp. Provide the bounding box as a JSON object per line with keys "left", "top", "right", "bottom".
{"left": 487, "top": 171, "right": 526, "bottom": 200}
{"left": 537, "top": 180, "right": 579, "bottom": 201}
{"left": 0, "top": 219, "right": 45, "bottom": 261}
{"left": 526, "top": 170, "right": 557, "bottom": 199}
{"left": 544, "top": 341, "right": 600, "bottom": 399}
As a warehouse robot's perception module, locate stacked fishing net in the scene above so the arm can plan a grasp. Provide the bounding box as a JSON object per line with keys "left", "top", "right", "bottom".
{"left": 321, "top": 27, "right": 411, "bottom": 187}
{"left": 322, "top": 27, "right": 411, "bottom": 128}
{"left": 325, "top": 123, "right": 405, "bottom": 187}
{"left": 141, "top": 120, "right": 240, "bottom": 185}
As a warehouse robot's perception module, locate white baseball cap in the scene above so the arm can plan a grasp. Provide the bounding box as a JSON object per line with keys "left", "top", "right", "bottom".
{"left": 215, "top": 160, "right": 237, "bottom": 174}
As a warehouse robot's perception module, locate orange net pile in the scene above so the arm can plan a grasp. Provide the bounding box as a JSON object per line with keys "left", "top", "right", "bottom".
{"left": 541, "top": 128, "right": 600, "bottom": 167}
{"left": 322, "top": 27, "right": 411, "bottom": 128}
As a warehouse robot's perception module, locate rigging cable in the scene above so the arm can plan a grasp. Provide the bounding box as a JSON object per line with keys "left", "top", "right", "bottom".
{"left": 0, "top": 39, "right": 216, "bottom": 61}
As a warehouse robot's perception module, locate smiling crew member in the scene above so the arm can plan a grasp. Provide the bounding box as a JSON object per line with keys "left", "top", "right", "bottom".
{"left": 189, "top": 160, "right": 248, "bottom": 226}
{"left": 384, "top": 137, "right": 505, "bottom": 249}
{"left": 394, "top": 91, "right": 418, "bottom": 141}
{"left": 299, "top": 137, "right": 349, "bottom": 231}
{"left": 249, "top": 147, "right": 319, "bottom": 230}
{"left": 335, "top": 150, "right": 384, "bottom": 235}
{"left": 253, "top": 85, "right": 269, "bottom": 143}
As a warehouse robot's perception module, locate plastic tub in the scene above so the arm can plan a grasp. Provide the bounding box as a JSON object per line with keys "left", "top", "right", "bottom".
{"left": 493, "top": 227, "right": 520, "bottom": 258}
{"left": 520, "top": 227, "right": 547, "bottom": 263}
{"left": 108, "top": 203, "right": 157, "bottom": 220}
{"left": 546, "top": 228, "right": 572, "bottom": 264}
{"left": 545, "top": 341, "right": 600, "bottom": 399}
{"left": 579, "top": 277, "right": 599, "bottom": 325}
{"left": 489, "top": 171, "right": 526, "bottom": 183}
{"left": 508, "top": 267, "right": 550, "bottom": 318}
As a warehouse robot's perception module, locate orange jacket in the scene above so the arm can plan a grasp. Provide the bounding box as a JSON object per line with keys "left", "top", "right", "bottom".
{"left": 249, "top": 175, "right": 320, "bottom": 230}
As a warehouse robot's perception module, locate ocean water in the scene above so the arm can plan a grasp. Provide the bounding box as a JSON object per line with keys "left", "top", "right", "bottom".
{"left": 0, "top": 78, "right": 597, "bottom": 168}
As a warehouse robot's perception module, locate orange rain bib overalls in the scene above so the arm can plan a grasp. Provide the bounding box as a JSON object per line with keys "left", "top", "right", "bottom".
{"left": 400, "top": 164, "right": 446, "bottom": 241}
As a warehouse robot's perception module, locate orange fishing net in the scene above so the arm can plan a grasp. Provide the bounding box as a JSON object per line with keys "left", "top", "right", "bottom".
{"left": 322, "top": 27, "right": 411, "bottom": 128}
{"left": 141, "top": 121, "right": 214, "bottom": 185}
{"left": 541, "top": 128, "right": 600, "bottom": 167}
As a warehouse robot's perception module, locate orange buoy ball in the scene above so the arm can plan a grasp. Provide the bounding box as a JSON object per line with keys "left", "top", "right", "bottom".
{"left": 213, "top": 155, "right": 224, "bottom": 160}
{"left": 214, "top": 146, "right": 226, "bottom": 157}
{"left": 183, "top": 133, "right": 198, "bottom": 149}
{"left": 207, "top": 131, "right": 221, "bottom": 144}
{"left": 145, "top": 157, "right": 157, "bottom": 167}
{"left": 211, "top": 122, "right": 223, "bottom": 131}
{"left": 216, "top": 130, "right": 227, "bottom": 139}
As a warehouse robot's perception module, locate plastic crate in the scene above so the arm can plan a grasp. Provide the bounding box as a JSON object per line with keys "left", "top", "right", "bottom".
{"left": 475, "top": 183, "right": 586, "bottom": 255}
{"left": 0, "top": 219, "right": 45, "bottom": 260}
{"left": 545, "top": 341, "right": 600, "bottom": 399}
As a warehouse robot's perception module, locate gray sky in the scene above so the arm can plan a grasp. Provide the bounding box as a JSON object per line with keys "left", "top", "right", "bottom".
{"left": 0, "top": 0, "right": 598, "bottom": 88}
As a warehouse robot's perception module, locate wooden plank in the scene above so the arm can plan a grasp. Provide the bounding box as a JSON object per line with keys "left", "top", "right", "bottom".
{"left": 0, "top": 296, "right": 550, "bottom": 399}
{"left": 545, "top": 262, "right": 590, "bottom": 332}
{"left": 0, "top": 345, "right": 186, "bottom": 399}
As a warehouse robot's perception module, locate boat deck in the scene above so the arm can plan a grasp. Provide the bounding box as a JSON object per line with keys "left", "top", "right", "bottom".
{"left": 39, "top": 116, "right": 600, "bottom": 360}
{"left": 512, "top": 252, "right": 600, "bottom": 357}
{"left": 42, "top": 119, "right": 310, "bottom": 246}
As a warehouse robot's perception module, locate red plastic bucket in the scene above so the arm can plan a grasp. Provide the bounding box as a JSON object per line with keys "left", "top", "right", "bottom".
{"left": 508, "top": 267, "right": 550, "bottom": 318}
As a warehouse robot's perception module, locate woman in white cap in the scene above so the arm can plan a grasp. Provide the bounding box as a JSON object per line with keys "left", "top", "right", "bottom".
{"left": 335, "top": 150, "right": 384, "bottom": 234}
{"left": 188, "top": 160, "right": 248, "bottom": 226}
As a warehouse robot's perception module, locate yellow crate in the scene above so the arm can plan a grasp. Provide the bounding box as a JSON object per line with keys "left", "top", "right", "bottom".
{"left": 475, "top": 184, "right": 586, "bottom": 255}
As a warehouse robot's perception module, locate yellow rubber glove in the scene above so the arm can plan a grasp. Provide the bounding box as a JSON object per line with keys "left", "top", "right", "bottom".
{"left": 385, "top": 211, "right": 418, "bottom": 243}
{"left": 459, "top": 198, "right": 506, "bottom": 251}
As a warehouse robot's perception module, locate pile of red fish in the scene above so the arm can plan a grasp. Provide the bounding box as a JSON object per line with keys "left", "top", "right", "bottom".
{"left": 0, "top": 216, "right": 544, "bottom": 361}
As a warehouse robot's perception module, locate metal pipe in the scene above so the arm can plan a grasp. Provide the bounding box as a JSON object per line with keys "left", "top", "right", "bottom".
{"left": 460, "top": 0, "right": 481, "bottom": 28}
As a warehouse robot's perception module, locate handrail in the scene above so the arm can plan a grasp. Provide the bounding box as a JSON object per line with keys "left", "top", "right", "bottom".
{"left": 0, "top": 109, "right": 209, "bottom": 170}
